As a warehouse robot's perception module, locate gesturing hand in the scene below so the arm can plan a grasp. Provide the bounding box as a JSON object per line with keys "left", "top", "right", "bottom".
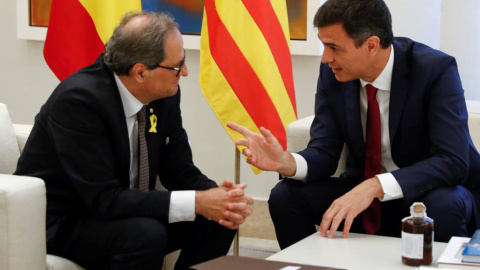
{"left": 227, "top": 122, "right": 296, "bottom": 176}
{"left": 318, "top": 177, "right": 384, "bottom": 238}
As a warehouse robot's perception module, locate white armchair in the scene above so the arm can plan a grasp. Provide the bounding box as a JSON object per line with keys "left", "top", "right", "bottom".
{"left": 0, "top": 103, "right": 84, "bottom": 270}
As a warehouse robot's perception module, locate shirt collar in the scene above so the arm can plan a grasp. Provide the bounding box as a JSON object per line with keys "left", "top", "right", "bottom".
{"left": 114, "top": 74, "right": 144, "bottom": 118}
{"left": 360, "top": 45, "right": 394, "bottom": 91}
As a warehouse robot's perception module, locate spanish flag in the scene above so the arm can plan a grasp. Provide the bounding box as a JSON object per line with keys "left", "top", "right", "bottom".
{"left": 199, "top": 0, "right": 297, "bottom": 173}
{"left": 44, "top": 0, "right": 142, "bottom": 81}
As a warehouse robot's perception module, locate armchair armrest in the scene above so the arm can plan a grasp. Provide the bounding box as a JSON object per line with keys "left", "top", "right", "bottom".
{"left": 286, "top": 115, "right": 348, "bottom": 177}
{"left": 286, "top": 115, "right": 314, "bottom": 153}
{"left": 13, "top": 124, "right": 33, "bottom": 154}
{"left": 0, "top": 174, "right": 46, "bottom": 270}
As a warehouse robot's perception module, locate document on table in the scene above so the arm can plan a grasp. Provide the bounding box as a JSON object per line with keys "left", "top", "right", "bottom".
{"left": 435, "top": 236, "right": 480, "bottom": 269}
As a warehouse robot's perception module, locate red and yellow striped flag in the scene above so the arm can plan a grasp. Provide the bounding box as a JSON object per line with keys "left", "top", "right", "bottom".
{"left": 44, "top": 0, "right": 142, "bottom": 81}
{"left": 199, "top": 0, "right": 297, "bottom": 173}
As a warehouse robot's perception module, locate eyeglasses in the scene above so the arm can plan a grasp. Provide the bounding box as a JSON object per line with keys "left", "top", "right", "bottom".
{"left": 157, "top": 50, "right": 186, "bottom": 77}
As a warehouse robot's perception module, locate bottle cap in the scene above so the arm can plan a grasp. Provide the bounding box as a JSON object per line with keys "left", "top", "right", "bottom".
{"left": 411, "top": 202, "right": 426, "bottom": 215}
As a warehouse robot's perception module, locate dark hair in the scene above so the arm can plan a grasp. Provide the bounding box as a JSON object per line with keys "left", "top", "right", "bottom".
{"left": 104, "top": 11, "right": 179, "bottom": 75}
{"left": 313, "top": 0, "right": 393, "bottom": 49}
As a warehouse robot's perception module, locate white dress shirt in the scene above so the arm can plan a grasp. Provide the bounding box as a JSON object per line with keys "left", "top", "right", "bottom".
{"left": 290, "top": 47, "right": 404, "bottom": 201}
{"left": 115, "top": 75, "right": 195, "bottom": 222}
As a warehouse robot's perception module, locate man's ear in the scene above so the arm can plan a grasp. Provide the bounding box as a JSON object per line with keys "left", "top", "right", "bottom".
{"left": 365, "top": 36, "right": 381, "bottom": 55}
{"left": 131, "top": 63, "right": 147, "bottom": 82}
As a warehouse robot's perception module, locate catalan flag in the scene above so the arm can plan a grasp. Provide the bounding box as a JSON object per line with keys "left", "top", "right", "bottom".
{"left": 199, "top": 0, "right": 297, "bottom": 173}
{"left": 44, "top": 0, "right": 142, "bottom": 81}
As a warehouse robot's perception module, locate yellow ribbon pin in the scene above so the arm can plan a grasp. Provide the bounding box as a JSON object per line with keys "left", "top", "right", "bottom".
{"left": 149, "top": 114, "right": 157, "bottom": 133}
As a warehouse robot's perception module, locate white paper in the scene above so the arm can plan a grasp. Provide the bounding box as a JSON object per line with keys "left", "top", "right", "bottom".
{"left": 278, "top": 266, "right": 301, "bottom": 270}
{"left": 419, "top": 267, "right": 457, "bottom": 270}
{"left": 437, "top": 237, "right": 469, "bottom": 264}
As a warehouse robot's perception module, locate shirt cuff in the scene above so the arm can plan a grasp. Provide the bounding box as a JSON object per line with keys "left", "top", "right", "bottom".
{"left": 376, "top": 173, "right": 404, "bottom": 201}
{"left": 169, "top": 191, "right": 196, "bottom": 223}
{"left": 289, "top": 153, "right": 308, "bottom": 181}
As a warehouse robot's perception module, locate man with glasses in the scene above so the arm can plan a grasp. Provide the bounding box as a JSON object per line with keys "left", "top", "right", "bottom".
{"left": 15, "top": 11, "right": 253, "bottom": 270}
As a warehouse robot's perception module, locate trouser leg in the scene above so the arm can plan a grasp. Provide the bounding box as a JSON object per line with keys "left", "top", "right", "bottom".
{"left": 167, "top": 215, "right": 237, "bottom": 270}
{"left": 49, "top": 217, "right": 168, "bottom": 270}
{"left": 268, "top": 178, "right": 361, "bottom": 249}
{"left": 420, "top": 185, "right": 474, "bottom": 242}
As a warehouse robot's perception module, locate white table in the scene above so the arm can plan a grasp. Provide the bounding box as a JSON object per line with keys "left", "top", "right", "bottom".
{"left": 267, "top": 232, "right": 448, "bottom": 270}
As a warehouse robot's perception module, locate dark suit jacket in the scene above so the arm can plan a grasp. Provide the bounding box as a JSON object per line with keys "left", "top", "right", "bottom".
{"left": 298, "top": 37, "right": 480, "bottom": 207}
{"left": 15, "top": 55, "right": 216, "bottom": 243}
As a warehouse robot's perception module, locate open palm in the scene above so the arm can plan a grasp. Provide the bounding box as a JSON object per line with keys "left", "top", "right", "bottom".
{"left": 227, "top": 122, "right": 285, "bottom": 171}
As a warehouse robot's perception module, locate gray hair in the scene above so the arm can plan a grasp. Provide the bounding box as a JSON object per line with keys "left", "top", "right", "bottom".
{"left": 104, "top": 11, "right": 179, "bottom": 75}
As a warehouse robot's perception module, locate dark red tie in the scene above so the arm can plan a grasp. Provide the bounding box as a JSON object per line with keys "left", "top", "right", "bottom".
{"left": 362, "top": 84, "right": 381, "bottom": 234}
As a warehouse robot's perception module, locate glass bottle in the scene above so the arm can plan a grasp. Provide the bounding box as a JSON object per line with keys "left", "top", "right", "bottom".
{"left": 401, "top": 202, "right": 434, "bottom": 266}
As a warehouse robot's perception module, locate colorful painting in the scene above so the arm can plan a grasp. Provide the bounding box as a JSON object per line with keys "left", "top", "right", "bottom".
{"left": 29, "top": 0, "right": 307, "bottom": 40}
{"left": 30, "top": 0, "right": 52, "bottom": 27}
{"left": 287, "top": 0, "right": 307, "bottom": 40}
{"left": 141, "top": 0, "right": 206, "bottom": 35}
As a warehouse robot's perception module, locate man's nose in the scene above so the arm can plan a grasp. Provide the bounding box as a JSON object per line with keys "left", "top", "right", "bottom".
{"left": 180, "top": 63, "right": 188, "bottom": 77}
{"left": 321, "top": 51, "right": 333, "bottom": 64}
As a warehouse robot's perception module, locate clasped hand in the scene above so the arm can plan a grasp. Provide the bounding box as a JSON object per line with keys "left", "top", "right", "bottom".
{"left": 195, "top": 180, "right": 254, "bottom": 230}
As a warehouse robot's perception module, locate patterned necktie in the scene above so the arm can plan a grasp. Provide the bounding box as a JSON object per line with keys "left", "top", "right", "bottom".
{"left": 362, "top": 84, "right": 381, "bottom": 234}
{"left": 137, "top": 106, "right": 149, "bottom": 191}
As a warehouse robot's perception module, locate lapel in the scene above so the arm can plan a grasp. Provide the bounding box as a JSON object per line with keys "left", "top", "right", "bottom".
{"left": 104, "top": 65, "right": 131, "bottom": 184}
{"left": 144, "top": 103, "right": 160, "bottom": 151}
{"left": 144, "top": 99, "right": 166, "bottom": 180}
{"left": 343, "top": 79, "right": 365, "bottom": 161}
{"left": 113, "top": 95, "right": 131, "bottom": 184}
{"left": 145, "top": 101, "right": 161, "bottom": 146}
{"left": 389, "top": 40, "right": 410, "bottom": 143}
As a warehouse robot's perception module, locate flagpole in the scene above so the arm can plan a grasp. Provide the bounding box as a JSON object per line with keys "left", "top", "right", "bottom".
{"left": 233, "top": 146, "right": 241, "bottom": 256}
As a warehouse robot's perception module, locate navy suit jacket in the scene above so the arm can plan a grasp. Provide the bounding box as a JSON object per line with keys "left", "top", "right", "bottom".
{"left": 298, "top": 37, "right": 480, "bottom": 207}
{"left": 15, "top": 55, "right": 216, "bottom": 242}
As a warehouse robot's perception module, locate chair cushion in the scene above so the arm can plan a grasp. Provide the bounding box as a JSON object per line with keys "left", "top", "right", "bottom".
{"left": 0, "top": 103, "right": 20, "bottom": 174}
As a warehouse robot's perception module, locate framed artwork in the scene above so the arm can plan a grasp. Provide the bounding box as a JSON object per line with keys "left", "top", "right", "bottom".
{"left": 17, "top": 0, "right": 322, "bottom": 55}
{"left": 140, "top": 0, "right": 307, "bottom": 40}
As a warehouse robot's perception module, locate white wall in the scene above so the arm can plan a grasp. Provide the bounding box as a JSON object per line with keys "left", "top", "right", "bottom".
{"left": 1, "top": 0, "right": 479, "bottom": 200}
{"left": 0, "top": 1, "right": 58, "bottom": 124}
{"left": 386, "top": 0, "right": 441, "bottom": 49}
{"left": 441, "top": 0, "right": 480, "bottom": 101}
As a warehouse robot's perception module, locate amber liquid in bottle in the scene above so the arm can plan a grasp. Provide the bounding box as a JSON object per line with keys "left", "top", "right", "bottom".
{"left": 401, "top": 203, "right": 434, "bottom": 266}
